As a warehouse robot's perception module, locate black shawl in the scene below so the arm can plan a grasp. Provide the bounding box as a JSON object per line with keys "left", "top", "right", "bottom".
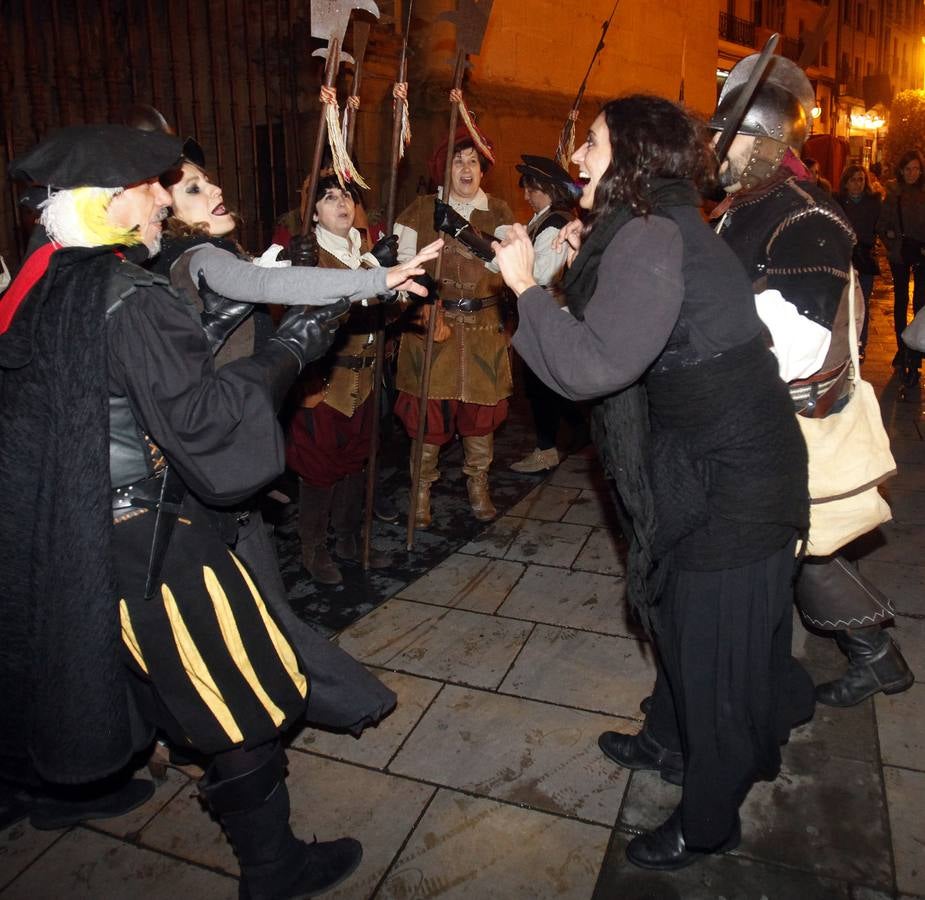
{"left": 0, "top": 245, "right": 150, "bottom": 784}
{"left": 564, "top": 181, "right": 701, "bottom": 629}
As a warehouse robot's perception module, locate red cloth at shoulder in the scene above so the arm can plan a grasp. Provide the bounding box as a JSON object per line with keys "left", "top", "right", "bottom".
{"left": 0, "top": 243, "right": 56, "bottom": 334}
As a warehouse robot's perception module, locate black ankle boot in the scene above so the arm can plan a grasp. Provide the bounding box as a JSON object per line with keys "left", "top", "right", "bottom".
{"left": 626, "top": 808, "right": 740, "bottom": 871}
{"left": 598, "top": 727, "right": 683, "bottom": 786}
{"left": 202, "top": 745, "right": 362, "bottom": 900}
{"left": 815, "top": 627, "right": 914, "bottom": 707}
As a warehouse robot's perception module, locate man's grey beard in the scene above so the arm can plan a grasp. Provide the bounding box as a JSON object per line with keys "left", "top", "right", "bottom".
{"left": 144, "top": 208, "right": 168, "bottom": 255}
{"left": 145, "top": 230, "right": 163, "bottom": 256}
{"left": 718, "top": 158, "right": 743, "bottom": 192}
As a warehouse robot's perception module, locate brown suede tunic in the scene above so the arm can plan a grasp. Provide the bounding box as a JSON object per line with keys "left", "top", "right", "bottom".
{"left": 395, "top": 194, "right": 514, "bottom": 405}
{"left": 304, "top": 246, "right": 382, "bottom": 417}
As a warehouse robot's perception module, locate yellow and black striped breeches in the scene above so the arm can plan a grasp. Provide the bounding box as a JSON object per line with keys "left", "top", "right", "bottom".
{"left": 112, "top": 503, "right": 308, "bottom": 754}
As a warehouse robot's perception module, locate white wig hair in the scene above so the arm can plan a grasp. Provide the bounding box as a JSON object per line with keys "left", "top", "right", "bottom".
{"left": 40, "top": 186, "right": 143, "bottom": 248}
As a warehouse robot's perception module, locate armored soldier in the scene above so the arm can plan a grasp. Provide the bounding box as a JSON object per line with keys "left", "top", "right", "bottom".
{"left": 706, "top": 55, "right": 913, "bottom": 708}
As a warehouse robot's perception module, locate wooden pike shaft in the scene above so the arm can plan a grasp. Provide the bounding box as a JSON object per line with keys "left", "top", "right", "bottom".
{"left": 362, "top": 49, "right": 408, "bottom": 570}
{"left": 406, "top": 48, "right": 467, "bottom": 551}
{"left": 342, "top": 22, "right": 370, "bottom": 155}
{"left": 301, "top": 38, "right": 341, "bottom": 236}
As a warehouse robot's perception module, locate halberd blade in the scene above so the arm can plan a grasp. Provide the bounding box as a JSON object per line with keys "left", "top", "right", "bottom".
{"left": 437, "top": 0, "right": 494, "bottom": 56}
{"left": 310, "top": 0, "right": 380, "bottom": 50}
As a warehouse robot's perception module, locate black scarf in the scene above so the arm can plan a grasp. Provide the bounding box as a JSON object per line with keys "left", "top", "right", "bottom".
{"left": 562, "top": 179, "right": 701, "bottom": 631}
{"left": 563, "top": 179, "right": 701, "bottom": 321}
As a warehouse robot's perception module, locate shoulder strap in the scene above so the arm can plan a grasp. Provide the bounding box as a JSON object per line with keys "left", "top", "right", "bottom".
{"left": 106, "top": 260, "right": 176, "bottom": 319}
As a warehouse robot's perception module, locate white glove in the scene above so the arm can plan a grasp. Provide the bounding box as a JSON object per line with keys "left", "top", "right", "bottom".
{"left": 253, "top": 244, "right": 292, "bottom": 269}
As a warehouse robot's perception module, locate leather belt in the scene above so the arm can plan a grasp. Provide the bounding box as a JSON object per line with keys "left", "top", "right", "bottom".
{"left": 793, "top": 362, "right": 851, "bottom": 419}
{"left": 441, "top": 295, "right": 501, "bottom": 313}
{"left": 112, "top": 473, "right": 164, "bottom": 510}
{"left": 332, "top": 354, "right": 377, "bottom": 370}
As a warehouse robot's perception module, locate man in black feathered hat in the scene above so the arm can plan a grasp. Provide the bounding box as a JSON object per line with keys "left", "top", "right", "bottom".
{"left": 0, "top": 124, "right": 364, "bottom": 898}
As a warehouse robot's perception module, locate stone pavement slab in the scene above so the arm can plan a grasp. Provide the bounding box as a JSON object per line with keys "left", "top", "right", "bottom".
{"left": 785, "top": 699, "right": 879, "bottom": 765}
{"left": 593, "top": 830, "right": 853, "bottom": 900}
{"left": 461, "top": 516, "right": 595, "bottom": 569}
{"left": 875, "top": 682, "right": 925, "bottom": 770}
{"left": 502, "top": 518, "right": 593, "bottom": 567}
{"left": 892, "top": 613, "right": 925, "bottom": 672}
{"left": 139, "top": 751, "right": 436, "bottom": 899}
{"left": 497, "top": 564, "right": 632, "bottom": 636}
{"left": 620, "top": 750, "right": 894, "bottom": 892}
{"left": 1, "top": 828, "right": 234, "bottom": 899}
{"left": 548, "top": 455, "right": 608, "bottom": 492}
{"left": 572, "top": 528, "right": 627, "bottom": 577}
{"left": 388, "top": 685, "right": 629, "bottom": 825}
{"left": 883, "top": 766, "right": 925, "bottom": 897}
{"left": 891, "top": 461, "right": 925, "bottom": 492}
{"left": 397, "top": 553, "right": 525, "bottom": 614}
{"left": 562, "top": 490, "right": 618, "bottom": 529}
{"left": 0, "top": 821, "right": 64, "bottom": 893}
{"left": 881, "top": 488, "right": 925, "bottom": 525}
{"left": 378, "top": 790, "right": 610, "bottom": 900}
{"left": 508, "top": 483, "right": 581, "bottom": 521}
{"left": 292, "top": 669, "right": 443, "bottom": 769}
{"left": 857, "top": 558, "right": 925, "bottom": 617}
{"left": 500, "top": 625, "right": 656, "bottom": 719}
{"left": 333, "top": 598, "right": 534, "bottom": 689}
{"left": 740, "top": 756, "right": 893, "bottom": 890}
{"left": 458, "top": 515, "right": 525, "bottom": 558}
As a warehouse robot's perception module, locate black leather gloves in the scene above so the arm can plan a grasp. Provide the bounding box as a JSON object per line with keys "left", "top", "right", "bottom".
{"left": 288, "top": 231, "right": 320, "bottom": 268}
{"left": 410, "top": 272, "right": 439, "bottom": 303}
{"left": 370, "top": 234, "right": 399, "bottom": 267}
{"left": 267, "top": 298, "right": 350, "bottom": 370}
{"left": 433, "top": 199, "right": 495, "bottom": 263}
{"left": 198, "top": 275, "right": 254, "bottom": 354}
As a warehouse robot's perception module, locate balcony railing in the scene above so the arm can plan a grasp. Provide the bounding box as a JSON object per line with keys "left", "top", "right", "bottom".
{"left": 719, "top": 12, "right": 756, "bottom": 47}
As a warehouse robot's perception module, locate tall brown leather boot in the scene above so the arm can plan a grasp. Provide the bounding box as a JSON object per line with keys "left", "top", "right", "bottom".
{"left": 462, "top": 434, "right": 497, "bottom": 522}
{"left": 331, "top": 472, "right": 391, "bottom": 568}
{"left": 297, "top": 481, "right": 342, "bottom": 585}
{"left": 410, "top": 441, "right": 440, "bottom": 528}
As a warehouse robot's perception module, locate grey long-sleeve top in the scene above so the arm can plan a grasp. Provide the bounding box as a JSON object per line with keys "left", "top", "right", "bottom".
{"left": 512, "top": 216, "right": 684, "bottom": 401}
{"left": 183, "top": 243, "right": 389, "bottom": 306}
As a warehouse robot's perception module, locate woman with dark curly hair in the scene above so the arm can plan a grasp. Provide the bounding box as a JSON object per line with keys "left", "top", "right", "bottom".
{"left": 877, "top": 149, "right": 925, "bottom": 381}
{"left": 495, "top": 95, "right": 813, "bottom": 871}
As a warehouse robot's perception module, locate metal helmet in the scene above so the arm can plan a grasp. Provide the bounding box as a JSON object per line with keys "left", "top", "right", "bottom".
{"left": 710, "top": 54, "right": 815, "bottom": 150}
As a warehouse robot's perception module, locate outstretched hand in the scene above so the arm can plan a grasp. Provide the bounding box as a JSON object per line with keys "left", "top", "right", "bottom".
{"left": 492, "top": 224, "right": 537, "bottom": 297}
{"left": 386, "top": 238, "right": 444, "bottom": 295}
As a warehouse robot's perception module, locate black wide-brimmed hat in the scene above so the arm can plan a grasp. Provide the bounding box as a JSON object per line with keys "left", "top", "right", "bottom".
{"left": 516, "top": 154, "right": 581, "bottom": 199}
{"left": 516, "top": 155, "right": 572, "bottom": 186}
{"left": 9, "top": 124, "right": 182, "bottom": 190}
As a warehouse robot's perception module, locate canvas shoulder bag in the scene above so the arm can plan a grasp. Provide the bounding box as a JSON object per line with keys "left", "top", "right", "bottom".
{"left": 796, "top": 267, "right": 896, "bottom": 556}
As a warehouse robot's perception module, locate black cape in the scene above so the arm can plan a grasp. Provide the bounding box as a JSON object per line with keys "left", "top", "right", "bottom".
{"left": 0, "top": 245, "right": 151, "bottom": 784}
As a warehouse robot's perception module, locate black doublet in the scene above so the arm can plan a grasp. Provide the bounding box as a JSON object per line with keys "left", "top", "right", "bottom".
{"left": 716, "top": 175, "right": 855, "bottom": 330}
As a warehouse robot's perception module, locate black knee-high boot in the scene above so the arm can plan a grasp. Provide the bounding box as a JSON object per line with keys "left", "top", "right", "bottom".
{"left": 201, "top": 742, "right": 362, "bottom": 900}
{"left": 815, "top": 626, "right": 914, "bottom": 707}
